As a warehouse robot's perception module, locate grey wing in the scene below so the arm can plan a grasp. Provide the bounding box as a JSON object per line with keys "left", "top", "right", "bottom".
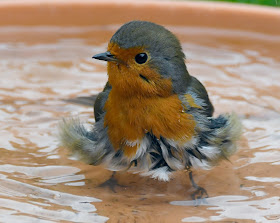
{"left": 62, "top": 82, "right": 111, "bottom": 122}
{"left": 189, "top": 76, "right": 214, "bottom": 117}
{"left": 94, "top": 82, "right": 111, "bottom": 122}
{"left": 62, "top": 95, "right": 97, "bottom": 106}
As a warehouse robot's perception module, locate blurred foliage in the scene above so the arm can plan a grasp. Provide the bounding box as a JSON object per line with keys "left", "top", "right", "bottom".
{"left": 209, "top": 0, "right": 280, "bottom": 7}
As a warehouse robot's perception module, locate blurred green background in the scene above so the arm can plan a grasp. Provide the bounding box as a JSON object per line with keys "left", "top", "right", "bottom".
{"left": 209, "top": 0, "right": 279, "bottom": 7}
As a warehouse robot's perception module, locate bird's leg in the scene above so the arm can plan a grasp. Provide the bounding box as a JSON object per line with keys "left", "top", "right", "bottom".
{"left": 97, "top": 171, "right": 126, "bottom": 193}
{"left": 186, "top": 169, "right": 209, "bottom": 206}
{"left": 98, "top": 161, "right": 136, "bottom": 192}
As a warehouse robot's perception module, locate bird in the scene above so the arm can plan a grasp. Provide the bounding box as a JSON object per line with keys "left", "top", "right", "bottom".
{"left": 59, "top": 20, "right": 242, "bottom": 201}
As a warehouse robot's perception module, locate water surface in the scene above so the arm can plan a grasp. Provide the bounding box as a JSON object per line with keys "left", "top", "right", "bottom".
{"left": 0, "top": 25, "right": 280, "bottom": 222}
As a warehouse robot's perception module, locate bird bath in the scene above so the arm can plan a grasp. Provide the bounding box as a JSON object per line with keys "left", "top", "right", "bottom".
{"left": 0, "top": 1, "right": 280, "bottom": 222}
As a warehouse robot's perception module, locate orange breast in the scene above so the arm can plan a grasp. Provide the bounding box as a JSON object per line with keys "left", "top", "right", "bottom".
{"left": 104, "top": 90, "right": 196, "bottom": 158}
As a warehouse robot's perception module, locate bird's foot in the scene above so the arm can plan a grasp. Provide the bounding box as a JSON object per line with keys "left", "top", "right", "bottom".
{"left": 187, "top": 170, "right": 209, "bottom": 206}
{"left": 97, "top": 172, "right": 127, "bottom": 193}
{"left": 191, "top": 185, "right": 209, "bottom": 206}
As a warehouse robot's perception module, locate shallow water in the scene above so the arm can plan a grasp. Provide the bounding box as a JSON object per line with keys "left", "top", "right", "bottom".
{"left": 0, "top": 25, "right": 280, "bottom": 223}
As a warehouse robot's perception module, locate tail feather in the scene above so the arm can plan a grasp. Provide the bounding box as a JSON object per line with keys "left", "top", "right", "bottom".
{"left": 201, "top": 113, "right": 242, "bottom": 165}
{"left": 194, "top": 113, "right": 242, "bottom": 169}
{"left": 58, "top": 118, "right": 106, "bottom": 165}
{"left": 212, "top": 113, "right": 242, "bottom": 155}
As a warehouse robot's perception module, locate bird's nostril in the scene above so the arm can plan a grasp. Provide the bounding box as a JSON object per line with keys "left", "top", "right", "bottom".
{"left": 106, "top": 52, "right": 114, "bottom": 57}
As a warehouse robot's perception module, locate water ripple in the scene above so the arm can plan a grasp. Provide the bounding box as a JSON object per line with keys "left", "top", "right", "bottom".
{"left": 1, "top": 24, "right": 280, "bottom": 222}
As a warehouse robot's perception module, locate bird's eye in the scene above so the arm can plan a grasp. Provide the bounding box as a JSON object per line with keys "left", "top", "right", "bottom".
{"left": 135, "top": 53, "right": 148, "bottom": 64}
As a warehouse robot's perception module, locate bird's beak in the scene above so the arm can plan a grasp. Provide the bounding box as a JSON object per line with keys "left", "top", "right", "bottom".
{"left": 92, "top": 51, "right": 118, "bottom": 62}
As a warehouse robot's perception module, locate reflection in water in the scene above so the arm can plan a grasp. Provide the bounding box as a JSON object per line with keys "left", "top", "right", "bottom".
{"left": 172, "top": 195, "right": 280, "bottom": 222}
{"left": 0, "top": 25, "right": 280, "bottom": 222}
{"left": 0, "top": 164, "right": 85, "bottom": 185}
{"left": 0, "top": 174, "right": 108, "bottom": 222}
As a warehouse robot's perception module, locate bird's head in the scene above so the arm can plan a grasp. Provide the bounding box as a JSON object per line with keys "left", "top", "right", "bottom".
{"left": 93, "top": 21, "right": 190, "bottom": 97}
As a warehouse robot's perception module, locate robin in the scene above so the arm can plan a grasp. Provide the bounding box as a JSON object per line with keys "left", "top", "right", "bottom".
{"left": 59, "top": 21, "right": 242, "bottom": 201}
